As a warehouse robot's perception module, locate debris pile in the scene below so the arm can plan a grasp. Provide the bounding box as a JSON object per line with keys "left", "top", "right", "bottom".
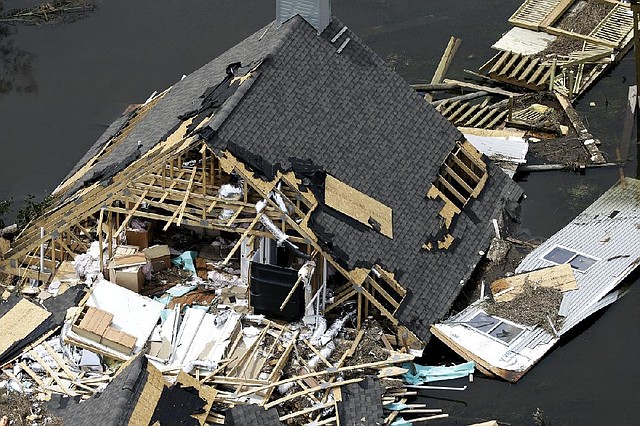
{"left": 484, "top": 283, "right": 564, "bottom": 334}
{"left": 0, "top": 223, "right": 478, "bottom": 424}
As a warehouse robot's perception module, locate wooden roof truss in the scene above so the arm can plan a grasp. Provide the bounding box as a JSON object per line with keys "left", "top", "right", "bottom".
{"left": 1, "top": 121, "right": 409, "bottom": 343}
{"left": 483, "top": 0, "right": 633, "bottom": 99}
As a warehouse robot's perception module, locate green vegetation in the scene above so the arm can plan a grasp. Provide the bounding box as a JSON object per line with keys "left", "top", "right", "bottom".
{"left": 0, "top": 197, "right": 11, "bottom": 229}
{"left": 16, "top": 195, "right": 53, "bottom": 230}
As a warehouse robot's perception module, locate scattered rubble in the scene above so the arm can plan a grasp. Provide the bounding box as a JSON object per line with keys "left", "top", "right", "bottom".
{"left": 1, "top": 0, "right": 639, "bottom": 424}
{"left": 0, "top": 1, "right": 96, "bottom": 26}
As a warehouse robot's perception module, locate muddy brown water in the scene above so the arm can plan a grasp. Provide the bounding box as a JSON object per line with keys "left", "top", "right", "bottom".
{"left": 0, "top": 1, "right": 638, "bottom": 424}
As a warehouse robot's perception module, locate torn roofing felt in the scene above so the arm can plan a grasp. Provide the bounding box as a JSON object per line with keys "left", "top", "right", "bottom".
{"left": 47, "top": 354, "right": 148, "bottom": 426}
{"left": 53, "top": 15, "right": 523, "bottom": 342}
{"left": 337, "top": 377, "right": 384, "bottom": 425}
{"left": 0, "top": 286, "right": 86, "bottom": 365}
{"left": 149, "top": 384, "right": 207, "bottom": 426}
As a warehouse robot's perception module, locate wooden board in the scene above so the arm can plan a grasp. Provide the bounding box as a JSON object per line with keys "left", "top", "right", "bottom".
{"left": 0, "top": 299, "right": 51, "bottom": 355}
{"left": 128, "top": 362, "right": 167, "bottom": 426}
{"left": 324, "top": 174, "right": 393, "bottom": 238}
{"left": 490, "top": 264, "right": 577, "bottom": 302}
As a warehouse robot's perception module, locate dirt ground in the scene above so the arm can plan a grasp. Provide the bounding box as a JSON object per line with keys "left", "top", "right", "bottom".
{"left": 0, "top": 387, "right": 61, "bottom": 426}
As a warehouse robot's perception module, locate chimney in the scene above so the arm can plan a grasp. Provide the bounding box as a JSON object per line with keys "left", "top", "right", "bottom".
{"left": 276, "top": 0, "right": 331, "bottom": 34}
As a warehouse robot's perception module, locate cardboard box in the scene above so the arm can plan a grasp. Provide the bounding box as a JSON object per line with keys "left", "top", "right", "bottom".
{"left": 72, "top": 306, "right": 114, "bottom": 343}
{"left": 143, "top": 245, "right": 171, "bottom": 272}
{"left": 101, "top": 327, "right": 137, "bottom": 355}
{"left": 108, "top": 252, "right": 147, "bottom": 293}
{"left": 108, "top": 265, "right": 145, "bottom": 293}
{"left": 126, "top": 228, "right": 150, "bottom": 249}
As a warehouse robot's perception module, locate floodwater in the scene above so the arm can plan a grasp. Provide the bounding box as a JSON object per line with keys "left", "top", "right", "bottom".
{"left": 0, "top": 0, "right": 638, "bottom": 424}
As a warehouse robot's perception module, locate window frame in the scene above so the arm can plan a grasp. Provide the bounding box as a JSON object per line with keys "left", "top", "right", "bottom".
{"left": 539, "top": 244, "right": 599, "bottom": 273}
{"left": 466, "top": 311, "right": 525, "bottom": 345}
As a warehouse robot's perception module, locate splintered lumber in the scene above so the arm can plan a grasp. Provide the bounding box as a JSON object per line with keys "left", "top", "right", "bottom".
{"left": 280, "top": 275, "right": 305, "bottom": 311}
{"left": 236, "top": 352, "right": 414, "bottom": 398}
{"left": 405, "top": 385, "right": 467, "bottom": 391}
{"left": 432, "top": 91, "right": 489, "bottom": 107}
{"left": 443, "top": 78, "right": 523, "bottom": 97}
{"left": 264, "top": 377, "right": 363, "bottom": 409}
{"left": 402, "top": 414, "right": 449, "bottom": 423}
{"left": 114, "top": 188, "right": 150, "bottom": 238}
{"left": 337, "top": 329, "right": 364, "bottom": 367}
{"left": 279, "top": 401, "right": 334, "bottom": 421}
{"left": 411, "top": 82, "right": 458, "bottom": 91}
{"left": 221, "top": 213, "right": 263, "bottom": 266}
{"left": 28, "top": 350, "right": 77, "bottom": 396}
{"left": 425, "top": 37, "right": 461, "bottom": 102}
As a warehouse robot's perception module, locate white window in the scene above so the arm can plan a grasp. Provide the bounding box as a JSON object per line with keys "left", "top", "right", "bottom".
{"left": 541, "top": 245, "right": 598, "bottom": 273}
{"left": 467, "top": 312, "right": 524, "bottom": 345}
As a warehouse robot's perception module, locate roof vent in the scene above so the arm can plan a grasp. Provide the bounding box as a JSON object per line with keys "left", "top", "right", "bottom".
{"left": 276, "top": 0, "right": 331, "bottom": 34}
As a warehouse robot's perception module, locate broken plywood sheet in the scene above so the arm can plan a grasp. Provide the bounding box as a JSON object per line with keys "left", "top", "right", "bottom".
{"left": 464, "top": 133, "right": 528, "bottom": 178}
{"left": 128, "top": 362, "right": 215, "bottom": 426}
{"left": 176, "top": 371, "right": 218, "bottom": 425}
{"left": 324, "top": 174, "right": 393, "bottom": 239}
{"left": 492, "top": 27, "right": 557, "bottom": 55}
{"left": 0, "top": 299, "right": 51, "bottom": 357}
{"left": 128, "top": 360, "right": 167, "bottom": 426}
{"left": 0, "top": 237, "right": 10, "bottom": 256}
{"left": 491, "top": 264, "right": 577, "bottom": 302}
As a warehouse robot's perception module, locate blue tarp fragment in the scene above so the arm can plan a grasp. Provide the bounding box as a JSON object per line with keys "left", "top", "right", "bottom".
{"left": 166, "top": 284, "right": 198, "bottom": 297}
{"left": 384, "top": 402, "right": 410, "bottom": 411}
{"left": 171, "top": 251, "right": 198, "bottom": 272}
{"left": 159, "top": 308, "right": 172, "bottom": 323}
{"left": 154, "top": 294, "right": 173, "bottom": 307}
{"left": 402, "top": 361, "right": 475, "bottom": 384}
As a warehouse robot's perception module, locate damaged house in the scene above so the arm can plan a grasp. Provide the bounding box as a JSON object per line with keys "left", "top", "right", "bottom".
{"left": 433, "top": 177, "right": 640, "bottom": 382}
{"left": 0, "top": 1, "right": 523, "bottom": 352}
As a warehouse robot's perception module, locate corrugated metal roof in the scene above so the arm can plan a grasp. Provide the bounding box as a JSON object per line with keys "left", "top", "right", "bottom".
{"left": 516, "top": 178, "right": 640, "bottom": 334}
{"left": 435, "top": 179, "right": 640, "bottom": 380}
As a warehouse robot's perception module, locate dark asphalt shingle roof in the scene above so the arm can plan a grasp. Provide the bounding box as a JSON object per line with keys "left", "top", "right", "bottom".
{"left": 47, "top": 354, "right": 148, "bottom": 426}
{"left": 337, "top": 377, "right": 384, "bottom": 425}
{"left": 61, "top": 15, "right": 523, "bottom": 342}
{"left": 224, "top": 404, "right": 283, "bottom": 426}
{"left": 201, "top": 17, "right": 523, "bottom": 340}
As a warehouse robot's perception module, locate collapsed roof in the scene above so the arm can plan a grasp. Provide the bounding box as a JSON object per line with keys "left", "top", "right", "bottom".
{"left": 4, "top": 14, "right": 523, "bottom": 343}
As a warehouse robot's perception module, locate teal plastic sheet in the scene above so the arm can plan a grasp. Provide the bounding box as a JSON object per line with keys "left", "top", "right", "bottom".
{"left": 155, "top": 294, "right": 173, "bottom": 307}
{"left": 166, "top": 284, "right": 197, "bottom": 297}
{"left": 171, "top": 251, "right": 198, "bottom": 272}
{"left": 384, "top": 402, "right": 410, "bottom": 411}
{"left": 402, "top": 361, "right": 475, "bottom": 384}
{"left": 159, "top": 308, "right": 172, "bottom": 323}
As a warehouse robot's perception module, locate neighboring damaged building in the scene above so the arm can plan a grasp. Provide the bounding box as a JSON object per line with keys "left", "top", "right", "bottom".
{"left": 0, "top": 0, "right": 523, "bottom": 346}
{"left": 433, "top": 177, "right": 640, "bottom": 381}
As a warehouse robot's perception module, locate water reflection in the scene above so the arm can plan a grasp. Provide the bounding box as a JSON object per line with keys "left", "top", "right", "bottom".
{"left": 0, "top": 24, "right": 36, "bottom": 96}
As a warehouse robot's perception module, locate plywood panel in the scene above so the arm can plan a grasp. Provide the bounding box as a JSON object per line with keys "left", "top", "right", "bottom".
{"left": 324, "top": 174, "right": 393, "bottom": 239}
{"left": 0, "top": 299, "right": 51, "bottom": 355}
